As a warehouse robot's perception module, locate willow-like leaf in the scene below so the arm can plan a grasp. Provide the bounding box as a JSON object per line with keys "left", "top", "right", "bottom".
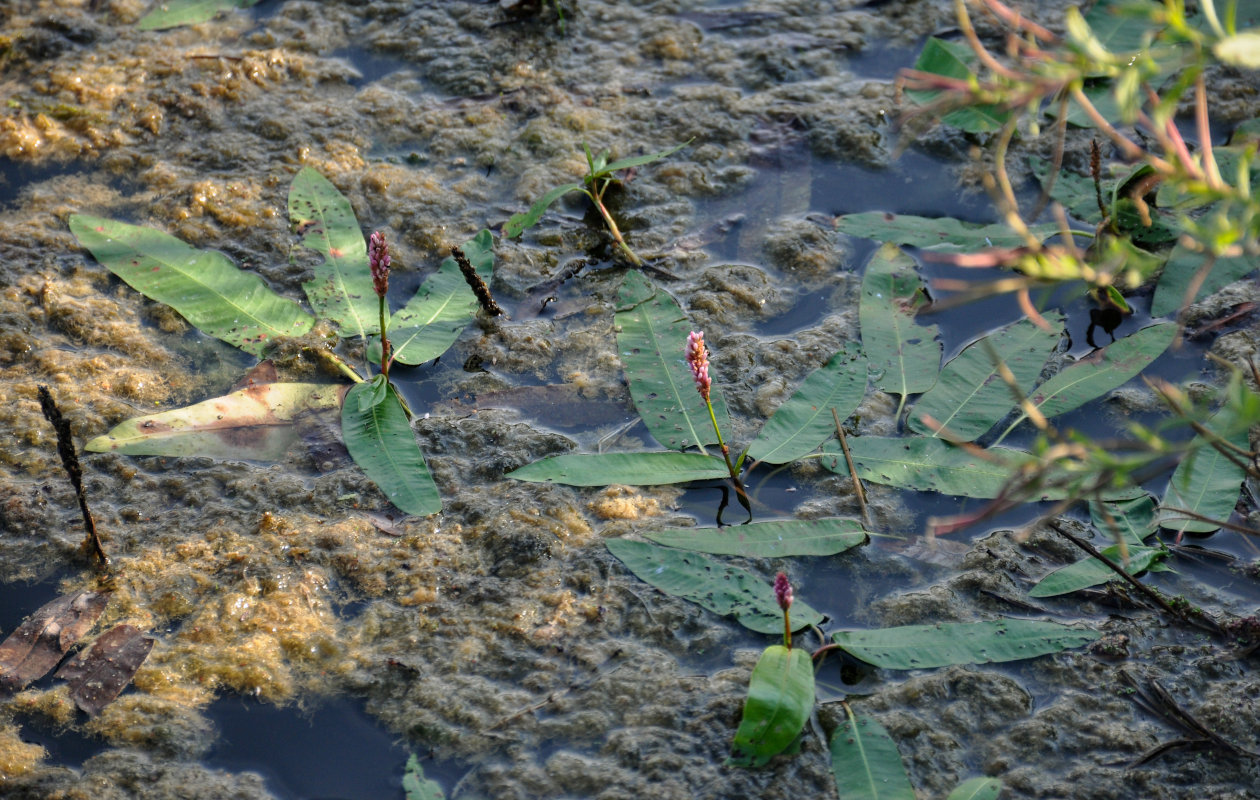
{"left": 831, "top": 620, "right": 1100, "bottom": 669}
{"left": 860, "top": 244, "right": 941, "bottom": 412}
{"left": 829, "top": 710, "right": 915, "bottom": 800}
{"left": 729, "top": 646, "right": 815, "bottom": 768}
{"left": 341, "top": 382, "right": 440, "bottom": 517}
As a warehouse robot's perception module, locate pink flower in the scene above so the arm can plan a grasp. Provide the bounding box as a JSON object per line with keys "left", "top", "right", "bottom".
{"left": 774, "top": 572, "right": 793, "bottom": 612}
{"left": 686, "top": 330, "right": 710, "bottom": 403}
{"left": 369, "top": 231, "right": 390, "bottom": 298}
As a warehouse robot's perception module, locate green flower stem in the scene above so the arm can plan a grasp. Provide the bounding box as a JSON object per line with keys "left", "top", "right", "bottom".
{"left": 783, "top": 608, "right": 792, "bottom": 650}
{"left": 704, "top": 395, "right": 752, "bottom": 510}
{"left": 378, "top": 294, "right": 392, "bottom": 383}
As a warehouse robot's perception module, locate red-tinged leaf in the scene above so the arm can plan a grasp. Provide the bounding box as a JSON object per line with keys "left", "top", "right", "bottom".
{"left": 55, "top": 624, "right": 154, "bottom": 716}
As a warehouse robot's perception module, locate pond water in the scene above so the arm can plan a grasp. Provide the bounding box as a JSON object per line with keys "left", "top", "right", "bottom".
{"left": 1, "top": 1, "right": 1259, "bottom": 799}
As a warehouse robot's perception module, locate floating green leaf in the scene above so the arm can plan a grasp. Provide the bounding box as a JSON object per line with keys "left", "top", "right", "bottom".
{"left": 831, "top": 620, "right": 1100, "bottom": 669}
{"left": 835, "top": 212, "right": 1058, "bottom": 251}
{"left": 907, "top": 38, "right": 1010, "bottom": 132}
{"left": 616, "top": 271, "right": 730, "bottom": 451}
{"left": 860, "top": 244, "right": 941, "bottom": 409}
{"left": 70, "top": 214, "right": 315, "bottom": 357}
{"left": 908, "top": 315, "right": 1063, "bottom": 441}
{"left": 646, "top": 518, "right": 868, "bottom": 557}
{"left": 1150, "top": 242, "right": 1257, "bottom": 318}
{"left": 596, "top": 141, "right": 692, "bottom": 176}
{"left": 1029, "top": 544, "right": 1167, "bottom": 597}
{"left": 289, "top": 167, "right": 377, "bottom": 340}
{"left": 85, "top": 383, "right": 346, "bottom": 460}
{"left": 508, "top": 452, "right": 729, "bottom": 486}
{"left": 605, "top": 539, "right": 823, "bottom": 634}
{"left": 746, "top": 343, "right": 866, "bottom": 464}
{"left": 341, "top": 382, "right": 440, "bottom": 517}
{"left": 137, "top": 0, "right": 261, "bottom": 30}
{"left": 1089, "top": 495, "right": 1157, "bottom": 548}
{"left": 1008, "top": 323, "right": 1175, "bottom": 431}
{"left": 1029, "top": 157, "right": 1103, "bottom": 221}
{"left": 947, "top": 777, "right": 1004, "bottom": 800}
{"left": 829, "top": 710, "right": 915, "bottom": 800}
{"left": 827, "top": 436, "right": 1030, "bottom": 499}
{"left": 503, "top": 182, "right": 584, "bottom": 239}
{"left": 729, "top": 645, "right": 815, "bottom": 768}
{"left": 403, "top": 754, "right": 445, "bottom": 800}
{"left": 1159, "top": 405, "right": 1251, "bottom": 533}
{"left": 383, "top": 230, "right": 492, "bottom": 365}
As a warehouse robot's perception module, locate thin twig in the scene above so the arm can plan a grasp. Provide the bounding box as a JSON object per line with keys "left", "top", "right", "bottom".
{"left": 832, "top": 408, "right": 870, "bottom": 528}
{"left": 1045, "top": 521, "right": 1183, "bottom": 618}
{"left": 38, "top": 386, "right": 108, "bottom": 568}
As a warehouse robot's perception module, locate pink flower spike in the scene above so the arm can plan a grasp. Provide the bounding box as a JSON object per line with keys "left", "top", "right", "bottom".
{"left": 686, "top": 330, "right": 710, "bottom": 403}
{"left": 774, "top": 572, "right": 793, "bottom": 612}
{"left": 369, "top": 231, "right": 391, "bottom": 298}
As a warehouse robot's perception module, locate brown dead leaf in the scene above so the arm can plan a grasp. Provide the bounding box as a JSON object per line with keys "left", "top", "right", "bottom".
{"left": 0, "top": 590, "right": 110, "bottom": 693}
{"left": 55, "top": 623, "right": 154, "bottom": 716}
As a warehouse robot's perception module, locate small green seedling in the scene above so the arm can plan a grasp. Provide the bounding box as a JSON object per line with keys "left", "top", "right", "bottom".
{"left": 502, "top": 140, "right": 690, "bottom": 265}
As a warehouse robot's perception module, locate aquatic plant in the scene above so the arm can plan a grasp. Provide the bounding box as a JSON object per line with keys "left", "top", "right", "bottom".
{"left": 136, "top": 0, "right": 263, "bottom": 30}
{"left": 71, "top": 167, "right": 496, "bottom": 517}
{"left": 502, "top": 141, "right": 690, "bottom": 265}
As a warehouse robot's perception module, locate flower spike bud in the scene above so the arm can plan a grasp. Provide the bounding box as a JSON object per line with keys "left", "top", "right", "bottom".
{"left": 369, "top": 231, "right": 391, "bottom": 298}
{"left": 774, "top": 572, "right": 793, "bottom": 612}
{"left": 686, "top": 330, "right": 710, "bottom": 403}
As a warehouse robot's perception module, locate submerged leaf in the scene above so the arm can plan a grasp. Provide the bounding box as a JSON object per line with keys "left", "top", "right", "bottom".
{"left": 947, "top": 777, "right": 1003, "bottom": 800}
{"left": 384, "top": 230, "right": 494, "bottom": 365}
{"left": 1159, "top": 404, "right": 1251, "bottom": 533}
{"left": 70, "top": 214, "right": 315, "bottom": 356}
{"left": 829, "top": 710, "right": 916, "bottom": 800}
{"left": 508, "top": 452, "right": 730, "bottom": 486}
{"left": 646, "top": 518, "right": 867, "bottom": 557}
{"left": 0, "top": 591, "right": 110, "bottom": 693}
{"left": 289, "top": 167, "right": 377, "bottom": 339}
{"left": 860, "top": 244, "right": 941, "bottom": 405}
{"left": 1029, "top": 545, "right": 1167, "bottom": 597}
{"left": 615, "top": 271, "right": 730, "bottom": 451}
{"left": 729, "top": 646, "right": 815, "bottom": 767}
{"left": 908, "top": 315, "right": 1063, "bottom": 441}
{"left": 605, "top": 539, "right": 823, "bottom": 634}
{"left": 831, "top": 619, "right": 1100, "bottom": 669}
{"left": 746, "top": 343, "right": 866, "bottom": 464}
{"left": 341, "top": 382, "right": 441, "bottom": 517}
{"left": 403, "top": 754, "right": 446, "bottom": 800}
{"left": 84, "top": 383, "right": 348, "bottom": 460}
{"left": 137, "top": 0, "right": 261, "bottom": 30}
{"left": 835, "top": 212, "right": 1057, "bottom": 250}
{"left": 55, "top": 624, "right": 154, "bottom": 716}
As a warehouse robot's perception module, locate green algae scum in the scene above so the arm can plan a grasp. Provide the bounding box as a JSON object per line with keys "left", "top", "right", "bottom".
{"left": 2, "top": 1, "right": 1260, "bottom": 798}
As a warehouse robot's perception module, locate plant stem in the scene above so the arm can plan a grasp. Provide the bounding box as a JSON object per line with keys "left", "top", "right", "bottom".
{"left": 783, "top": 608, "right": 792, "bottom": 650}
{"left": 586, "top": 184, "right": 643, "bottom": 266}
{"left": 378, "top": 295, "right": 391, "bottom": 383}
{"left": 703, "top": 395, "right": 752, "bottom": 513}
{"left": 832, "top": 408, "right": 871, "bottom": 528}
{"left": 318, "top": 349, "right": 365, "bottom": 383}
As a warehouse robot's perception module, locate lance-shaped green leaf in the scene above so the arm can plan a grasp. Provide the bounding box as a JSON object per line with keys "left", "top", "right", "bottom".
{"left": 85, "top": 382, "right": 347, "bottom": 460}
{"left": 907, "top": 37, "right": 1009, "bottom": 133}
{"left": 1150, "top": 242, "right": 1258, "bottom": 318}
{"left": 137, "top": 0, "right": 261, "bottom": 30}
{"left": 595, "top": 141, "right": 691, "bottom": 176}
{"left": 342, "top": 381, "right": 440, "bottom": 517}
{"left": 605, "top": 539, "right": 823, "bottom": 634}
{"left": 860, "top": 244, "right": 941, "bottom": 408}
{"left": 909, "top": 315, "right": 1063, "bottom": 441}
{"left": 1090, "top": 495, "right": 1157, "bottom": 548}
{"left": 1029, "top": 544, "right": 1167, "bottom": 597}
{"left": 615, "top": 271, "right": 730, "bottom": 451}
{"left": 746, "top": 343, "right": 866, "bottom": 464}
{"left": 1159, "top": 405, "right": 1251, "bottom": 533}
{"left": 729, "top": 645, "right": 815, "bottom": 768}
{"left": 382, "top": 230, "right": 493, "bottom": 365}
{"left": 829, "top": 709, "right": 915, "bottom": 800}
{"left": 826, "top": 436, "right": 1031, "bottom": 499}
{"left": 508, "top": 452, "right": 729, "bottom": 486}
{"left": 646, "top": 518, "right": 868, "bottom": 557}
{"left": 289, "top": 167, "right": 377, "bottom": 339}
{"left": 503, "top": 182, "right": 584, "bottom": 239}
{"left": 1006, "top": 323, "right": 1175, "bottom": 432}
{"left": 831, "top": 620, "right": 1100, "bottom": 669}
{"left": 835, "top": 212, "right": 1057, "bottom": 251}
{"left": 947, "top": 777, "right": 1003, "bottom": 800}
{"left": 70, "top": 214, "right": 315, "bottom": 357}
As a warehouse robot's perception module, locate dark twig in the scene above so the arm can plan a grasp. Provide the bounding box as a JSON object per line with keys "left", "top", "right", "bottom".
{"left": 1120, "top": 669, "right": 1260, "bottom": 765}
{"left": 832, "top": 408, "right": 870, "bottom": 528}
{"left": 37, "top": 386, "right": 108, "bottom": 567}
{"left": 452, "top": 246, "right": 504, "bottom": 317}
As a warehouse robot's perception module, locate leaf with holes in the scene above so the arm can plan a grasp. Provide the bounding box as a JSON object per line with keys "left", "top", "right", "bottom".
{"left": 605, "top": 539, "right": 823, "bottom": 634}
{"left": 829, "top": 709, "right": 915, "bottom": 800}
{"left": 289, "top": 167, "right": 378, "bottom": 340}
{"left": 860, "top": 244, "right": 941, "bottom": 407}
{"left": 646, "top": 518, "right": 868, "bottom": 557}
{"left": 831, "top": 620, "right": 1100, "bottom": 669}
{"left": 342, "top": 381, "right": 440, "bottom": 517}
{"left": 615, "top": 271, "right": 730, "bottom": 451}
{"left": 70, "top": 214, "right": 315, "bottom": 357}
{"left": 746, "top": 342, "right": 866, "bottom": 464}
{"left": 729, "top": 646, "right": 815, "bottom": 768}
{"left": 909, "top": 315, "right": 1063, "bottom": 441}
